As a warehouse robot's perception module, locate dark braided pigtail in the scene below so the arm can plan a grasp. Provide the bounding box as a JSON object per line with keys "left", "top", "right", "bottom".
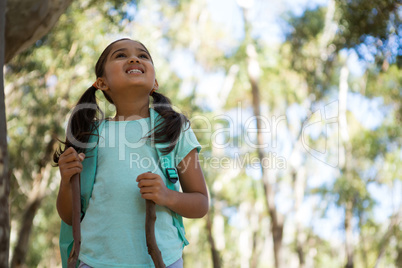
{"left": 149, "top": 91, "right": 190, "bottom": 155}
{"left": 53, "top": 85, "right": 104, "bottom": 165}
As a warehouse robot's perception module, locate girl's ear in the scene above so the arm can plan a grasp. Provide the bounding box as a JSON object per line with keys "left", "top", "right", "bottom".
{"left": 150, "top": 79, "right": 159, "bottom": 95}
{"left": 96, "top": 78, "right": 109, "bottom": 92}
{"left": 153, "top": 79, "right": 159, "bottom": 91}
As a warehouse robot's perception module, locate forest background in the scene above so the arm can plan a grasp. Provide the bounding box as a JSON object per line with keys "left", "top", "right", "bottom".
{"left": 1, "top": 0, "right": 401, "bottom": 267}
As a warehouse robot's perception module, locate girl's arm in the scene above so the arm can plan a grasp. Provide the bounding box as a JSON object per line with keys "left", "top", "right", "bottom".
{"left": 56, "top": 147, "right": 85, "bottom": 225}
{"left": 169, "top": 148, "right": 209, "bottom": 218}
{"left": 137, "top": 148, "right": 209, "bottom": 218}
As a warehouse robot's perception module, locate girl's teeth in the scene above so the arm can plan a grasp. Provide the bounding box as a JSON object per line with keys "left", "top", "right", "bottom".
{"left": 128, "top": 69, "right": 142, "bottom": 74}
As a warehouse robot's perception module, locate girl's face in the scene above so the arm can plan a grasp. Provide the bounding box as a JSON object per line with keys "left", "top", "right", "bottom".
{"left": 98, "top": 39, "right": 158, "bottom": 101}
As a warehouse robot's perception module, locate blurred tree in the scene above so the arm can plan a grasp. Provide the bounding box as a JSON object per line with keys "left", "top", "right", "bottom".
{"left": 0, "top": 0, "right": 10, "bottom": 266}
{"left": 2, "top": 0, "right": 73, "bottom": 264}
{"left": 5, "top": 0, "right": 74, "bottom": 63}
{"left": 285, "top": 1, "right": 401, "bottom": 267}
{"left": 241, "top": 5, "right": 285, "bottom": 267}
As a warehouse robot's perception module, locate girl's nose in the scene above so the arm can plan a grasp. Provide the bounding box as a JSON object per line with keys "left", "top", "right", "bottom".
{"left": 129, "top": 57, "right": 140, "bottom": 63}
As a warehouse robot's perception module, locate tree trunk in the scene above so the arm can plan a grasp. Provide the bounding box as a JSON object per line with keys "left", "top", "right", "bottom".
{"left": 292, "top": 169, "right": 306, "bottom": 268}
{"left": 11, "top": 135, "right": 56, "bottom": 267}
{"left": 240, "top": 6, "right": 285, "bottom": 267}
{"left": 0, "top": 0, "right": 11, "bottom": 266}
{"left": 339, "top": 64, "right": 354, "bottom": 268}
{"left": 11, "top": 198, "right": 43, "bottom": 268}
{"left": 249, "top": 231, "right": 261, "bottom": 268}
{"left": 10, "top": 172, "right": 49, "bottom": 267}
{"left": 249, "top": 206, "right": 264, "bottom": 268}
{"left": 5, "top": 0, "right": 74, "bottom": 63}
{"left": 246, "top": 40, "right": 284, "bottom": 268}
{"left": 358, "top": 211, "right": 369, "bottom": 268}
{"left": 206, "top": 212, "right": 221, "bottom": 268}
{"left": 344, "top": 201, "right": 354, "bottom": 268}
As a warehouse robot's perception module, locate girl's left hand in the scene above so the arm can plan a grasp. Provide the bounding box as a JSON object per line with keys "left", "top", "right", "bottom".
{"left": 136, "top": 172, "right": 170, "bottom": 206}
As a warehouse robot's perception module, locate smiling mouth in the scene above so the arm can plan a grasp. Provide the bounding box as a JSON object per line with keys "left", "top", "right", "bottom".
{"left": 127, "top": 69, "right": 143, "bottom": 74}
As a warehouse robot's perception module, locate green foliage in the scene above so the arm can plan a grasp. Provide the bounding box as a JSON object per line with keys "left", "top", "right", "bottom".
{"left": 334, "top": 0, "right": 401, "bottom": 68}
{"left": 283, "top": 6, "right": 337, "bottom": 98}
{"left": 335, "top": 0, "right": 400, "bottom": 46}
{"left": 286, "top": 8, "right": 326, "bottom": 45}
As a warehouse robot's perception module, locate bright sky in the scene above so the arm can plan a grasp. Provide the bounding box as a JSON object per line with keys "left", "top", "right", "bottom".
{"left": 206, "top": 0, "right": 328, "bottom": 43}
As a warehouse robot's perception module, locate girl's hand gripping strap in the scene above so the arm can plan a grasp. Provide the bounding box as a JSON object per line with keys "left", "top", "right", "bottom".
{"left": 68, "top": 173, "right": 81, "bottom": 268}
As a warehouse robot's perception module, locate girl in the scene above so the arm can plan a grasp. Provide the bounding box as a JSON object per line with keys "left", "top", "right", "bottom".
{"left": 54, "top": 38, "right": 209, "bottom": 268}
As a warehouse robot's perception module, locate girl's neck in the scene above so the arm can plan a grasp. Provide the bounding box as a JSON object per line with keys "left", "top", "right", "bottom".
{"left": 112, "top": 99, "right": 150, "bottom": 121}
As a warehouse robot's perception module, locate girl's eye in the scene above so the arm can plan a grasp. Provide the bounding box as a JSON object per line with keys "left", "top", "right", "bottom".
{"left": 139, "top": 54, "right": 149, "bottom": 59}
{"left": 116, "top": 53, "right": 126, "bottom": 58}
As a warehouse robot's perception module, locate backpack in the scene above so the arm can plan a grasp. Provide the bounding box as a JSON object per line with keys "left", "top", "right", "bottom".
{"left": 59, "top": 108, "right": 188, "bottom": 268}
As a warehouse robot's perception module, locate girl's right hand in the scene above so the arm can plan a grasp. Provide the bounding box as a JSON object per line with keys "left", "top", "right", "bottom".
{"left": 58, "top": 147, "right": 85, "bottom": 185}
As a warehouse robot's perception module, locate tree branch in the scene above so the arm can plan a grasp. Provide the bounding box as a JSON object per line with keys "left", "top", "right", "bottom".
{"left": 146, "top": 200, "right": 165, "bottom": 268}
{"left": 68, "top": 174, "right": 81, "bottom": 268}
